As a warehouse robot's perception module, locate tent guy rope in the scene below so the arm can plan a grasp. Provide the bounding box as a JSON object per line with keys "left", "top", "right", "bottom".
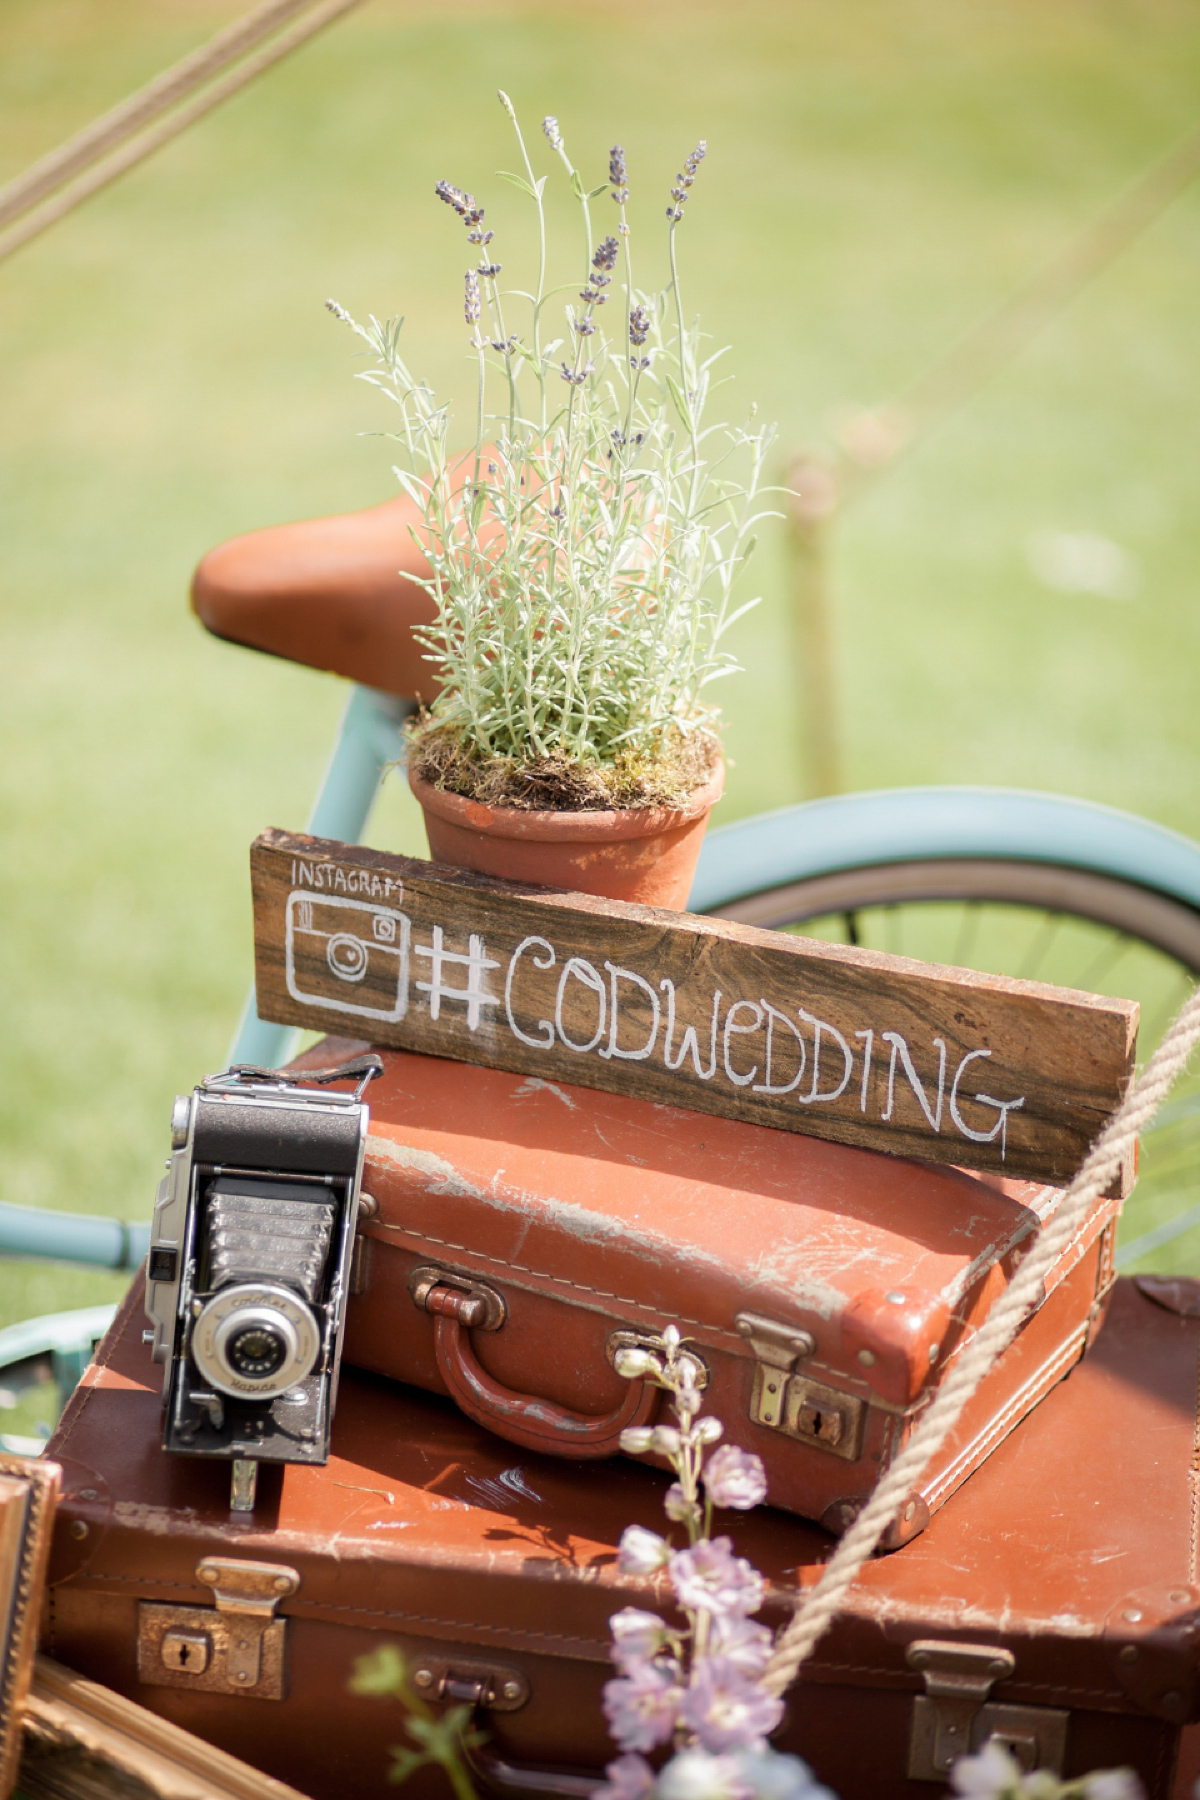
{"left": 0, "top": 0, "right": 365, "bottom": 266}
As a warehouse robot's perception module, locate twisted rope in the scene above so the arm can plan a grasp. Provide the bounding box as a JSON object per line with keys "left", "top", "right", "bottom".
{"left": 763, "top": 978, "right": 1200, "bottom": 1698}
{"left": 0, "top": 0, "right": 364, "bottom": 267}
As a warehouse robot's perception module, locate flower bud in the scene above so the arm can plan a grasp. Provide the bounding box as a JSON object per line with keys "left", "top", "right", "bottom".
{"left": 651, "top": 1425, "right": 681, "bottom": 1456}
{"left": 614, "top": 1347, "right": 659, "bottom": 1380}
{"left": 662, "top": 1324, "right": 682, "bottom": 1351}
{"left": 664, "top": 1482, "right": 698, "bottom": 1524}
{"left": 695, "top": 1417, "right": 724, "bottom": 1444}
{"left": 617, "top": 1524, "right": 671, "bottom": 1575}
{"left": 620, "top": 1426, "right": 655, "bottom": 1455}
{"left": 674, "top": 1386, "right": 701, "bottom": 1419}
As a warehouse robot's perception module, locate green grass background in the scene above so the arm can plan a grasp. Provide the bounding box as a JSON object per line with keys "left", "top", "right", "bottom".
{"left": 2, "top": 0, "right": 1199, "bottom": 1332}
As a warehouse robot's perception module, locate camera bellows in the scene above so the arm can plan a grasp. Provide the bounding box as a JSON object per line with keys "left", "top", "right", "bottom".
{"left": 205, "top": 1179, "right": 337, "bottom": 1305}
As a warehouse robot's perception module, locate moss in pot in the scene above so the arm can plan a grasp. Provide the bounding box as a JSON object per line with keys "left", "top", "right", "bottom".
{"left": 329, "top": 99, "right": 776, "bottom": 909}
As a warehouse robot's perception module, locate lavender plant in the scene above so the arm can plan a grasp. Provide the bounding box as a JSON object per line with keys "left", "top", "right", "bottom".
{"left": 328, "top": 98, "right": 776, "bottom": 808}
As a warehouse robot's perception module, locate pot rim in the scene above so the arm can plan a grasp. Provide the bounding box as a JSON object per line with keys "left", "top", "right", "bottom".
{"left": 408, "top": 756, "right": 724, "bottom": 844}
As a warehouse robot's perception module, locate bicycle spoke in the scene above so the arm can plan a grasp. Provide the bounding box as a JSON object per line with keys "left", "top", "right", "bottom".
{"left": 1137, "top": 970, "right": 1195, "bottom": 1063}
{"left": 1016, "top": 911, "right": 1066, "bottom": 982}
{"left": 1077, "top": 930, "right": 1135, "bottom": 995}
{"left": 951, "top": 902, "right": 981, "bottom": 970}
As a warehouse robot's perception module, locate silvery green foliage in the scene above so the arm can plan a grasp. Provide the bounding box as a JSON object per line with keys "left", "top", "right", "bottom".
{"left": 329, "top": 99, "right": 775, "bottom": 771}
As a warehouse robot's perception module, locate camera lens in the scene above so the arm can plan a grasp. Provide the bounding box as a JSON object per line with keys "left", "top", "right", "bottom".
{"left": 195, "top": 1287, "right": 319, "bottom": 1398}
{"left": 227, "top": 1323, "right": 287, "bottom": 1379}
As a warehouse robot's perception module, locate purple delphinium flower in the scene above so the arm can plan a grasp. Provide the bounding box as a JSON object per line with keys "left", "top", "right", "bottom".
{"left": 1083, "top": 1777, "right": 1144, "bottom": 1800}
{"left": 669, "top": 1537, "right": 765, "bottom": 1618}
{"left": 949, "top": 1743, "right": 1024, "bottom": 1798}
{"left": 609, "top": 1607, "right": 671, "bottom": 1670}
{"left": 703, "top": 1445, "right": 768, "bottom": 1512}
{"left": 680, "top": 1654, "right": 784, "bottom": 1754}
{"left": 617, "top": 1524, "right": 671, "bottom": 1575}
{"left": 593, "top": 1752, "right": 655, "bottom": 1800}
{"left": 709, "top": 1613, "right": 772, "bottom": 1678}
{"left": 602, "top": 1662, "right": 683, "bottom": 1753}
{"left": 728, "top": 1749, "right": 838, "bottom": 1800}
{"left": 654, "top": 1751, "right": 753, "bottom": 1800}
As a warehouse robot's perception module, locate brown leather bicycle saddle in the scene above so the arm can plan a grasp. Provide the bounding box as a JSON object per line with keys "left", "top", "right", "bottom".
{"left": 190, "top": 493, "right": 440, "bottom": 699}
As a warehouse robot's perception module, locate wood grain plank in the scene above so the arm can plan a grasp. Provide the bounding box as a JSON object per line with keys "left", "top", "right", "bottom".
{"left": 251, "top": 830, "right": 1139, "bottom": 1187}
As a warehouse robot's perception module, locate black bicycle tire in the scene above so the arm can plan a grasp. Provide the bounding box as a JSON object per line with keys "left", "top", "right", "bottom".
{"left": 707, "top": 857, "right": 1200, "bottom": 975}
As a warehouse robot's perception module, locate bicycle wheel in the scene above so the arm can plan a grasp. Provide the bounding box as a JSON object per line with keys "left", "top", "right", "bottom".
{"left": 694, "top": 793, "right": 1200, "bottom": 1275}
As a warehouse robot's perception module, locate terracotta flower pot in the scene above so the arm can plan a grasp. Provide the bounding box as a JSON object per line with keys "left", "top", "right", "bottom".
{"left": 408, "top": 759, "right": 725, "bottom": 910}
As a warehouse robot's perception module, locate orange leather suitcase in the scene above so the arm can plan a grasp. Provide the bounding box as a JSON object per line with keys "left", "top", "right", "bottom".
{"left": 42, "top": 1273, "right": 1200, "bottom": 1799}
{"left": 331, "top": 1041, "right": 1120, "bottom": 1544}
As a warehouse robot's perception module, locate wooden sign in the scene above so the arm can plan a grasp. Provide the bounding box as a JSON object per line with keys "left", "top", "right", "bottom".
{"left": 251, "top": 829, "right": 1138, "bottom": 1187}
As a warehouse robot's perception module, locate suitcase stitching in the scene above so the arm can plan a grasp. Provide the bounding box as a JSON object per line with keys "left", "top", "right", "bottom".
{"left": 800, "top": 1660, "right": 1122, "bottom": 1702}
{"left": 919, "top": 1325, "right": 1089, "bottom": 1509}
{"left": 59, "top": 1572, "right": 609, "bottom": 1649}
{"left": 377, "top": 1223, "right": 745, "bottom": 1343}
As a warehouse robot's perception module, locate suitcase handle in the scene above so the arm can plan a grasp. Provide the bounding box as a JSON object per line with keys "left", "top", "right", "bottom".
{"left": 429, "top": 1295, "right": 658, "bottom": 1459}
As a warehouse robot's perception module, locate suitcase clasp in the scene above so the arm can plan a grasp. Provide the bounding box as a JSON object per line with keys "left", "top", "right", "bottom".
{"left": 734, "top": 1312, "right": 814, "bottom": 1427}
{"left": 906, "top": 1640, "right": 1068, "bottom": 1782}
{"left": 137, "top": 1557, "right": 300, "bottom": 1701}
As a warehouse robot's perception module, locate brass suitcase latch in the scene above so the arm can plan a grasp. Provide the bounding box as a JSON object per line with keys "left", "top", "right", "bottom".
{"left": 137, "top": 1557, "right": 300, "bottom": 1702}
{"left": 735, "top": 1312, "right": 866, "bottom": 1461}
{"left": 906, "top": 1640, "right": 1068, "bottom": 1782}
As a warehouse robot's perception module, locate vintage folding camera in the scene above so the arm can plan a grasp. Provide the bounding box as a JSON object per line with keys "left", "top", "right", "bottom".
{"left": 144, "top": 1053, "right": 382, "bottom": 1511}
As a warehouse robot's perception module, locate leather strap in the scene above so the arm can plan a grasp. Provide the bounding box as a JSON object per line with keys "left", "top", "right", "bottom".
{"left": 220, "top": 1053, "right": 384, "bottom": 1098}
{"left": 430, "top": 1304, "right": 658, "bottom": 1460}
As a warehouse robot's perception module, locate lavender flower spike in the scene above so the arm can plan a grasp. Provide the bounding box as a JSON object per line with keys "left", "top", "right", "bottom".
{"left": 542, "top": 116, "right": 563, "bottom": 150}
{"left": 703, "top": 1444, "right": 767, "bottom": 1511}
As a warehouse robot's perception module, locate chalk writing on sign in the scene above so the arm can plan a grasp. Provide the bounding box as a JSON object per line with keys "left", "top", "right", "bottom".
{"left": 251, "top": 830, "right": 1139, "bottom": 1187}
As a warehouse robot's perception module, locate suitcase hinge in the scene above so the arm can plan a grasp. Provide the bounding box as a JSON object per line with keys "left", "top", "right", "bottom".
{"left": 137, "top": 1557, "right": 300, "bottom": 1701}
{"left": 411, "top": 1654, "right": 530, "bottom": 1713}
{"left": 906, "top": 1640, "right": 1068, "bottom": 1783}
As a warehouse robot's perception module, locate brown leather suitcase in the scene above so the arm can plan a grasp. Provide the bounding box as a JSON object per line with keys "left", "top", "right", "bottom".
{"left": 332, "top": 1041, "right": 1120, "bottom": 1544}
{"left": 44, "top": 1271, "right": 1200, "bottom": 1799}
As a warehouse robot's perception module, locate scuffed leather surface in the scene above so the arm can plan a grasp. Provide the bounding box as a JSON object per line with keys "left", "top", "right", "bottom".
{"left": 42, "top": 1277, "right": 1198, "bottom": 1798}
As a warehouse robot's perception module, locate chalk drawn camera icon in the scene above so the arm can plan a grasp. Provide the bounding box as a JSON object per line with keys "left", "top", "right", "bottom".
{"left": 285, "top": 892, "right": 411, "bottom": 1023}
